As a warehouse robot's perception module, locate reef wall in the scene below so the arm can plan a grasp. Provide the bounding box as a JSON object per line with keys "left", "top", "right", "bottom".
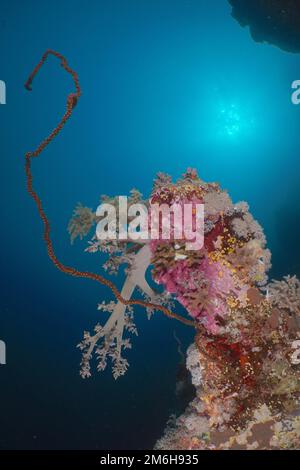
{"left": 69, "top": 169, "right": 300, "bottom": 449}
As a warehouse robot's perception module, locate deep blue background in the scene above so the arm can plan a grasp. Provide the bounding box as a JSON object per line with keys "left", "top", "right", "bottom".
{"left": 0, "top": 0, "right": 299, "bottom": 449}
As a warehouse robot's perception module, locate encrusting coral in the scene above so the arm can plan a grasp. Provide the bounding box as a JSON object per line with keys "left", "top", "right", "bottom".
{"left": 69, "top": 168, "right": 299, "bottom": 449}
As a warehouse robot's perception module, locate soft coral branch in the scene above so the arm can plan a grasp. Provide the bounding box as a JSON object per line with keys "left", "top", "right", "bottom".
{"left": 78, "top": 244, "right": 157, "bottom": 379}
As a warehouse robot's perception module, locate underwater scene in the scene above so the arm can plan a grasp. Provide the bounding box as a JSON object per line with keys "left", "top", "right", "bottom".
{"left": 1, "top": 0, "right": 300, "bottom": 456}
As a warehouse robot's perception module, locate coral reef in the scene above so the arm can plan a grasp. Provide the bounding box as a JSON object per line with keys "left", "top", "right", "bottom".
{"left": 150, "top": 170, "right": 299, "bottom": 450}
{"left": 70, "top": 168, "right": 299, "bottom": 449}
{"left": 229, "top": 0, "right": 300, "bottom": 53}
{"left": 149, "top": 168, "right": 270, "bottom": 334}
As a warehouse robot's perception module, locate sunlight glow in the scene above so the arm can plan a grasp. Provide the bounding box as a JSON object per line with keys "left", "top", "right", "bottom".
{"left": 217, "top": 103, "right": 255, "bottom": 139}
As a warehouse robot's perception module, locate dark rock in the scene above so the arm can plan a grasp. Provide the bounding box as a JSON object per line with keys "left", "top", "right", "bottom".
{"left": 229, "top": 0, "right": 300, "bottom": 53}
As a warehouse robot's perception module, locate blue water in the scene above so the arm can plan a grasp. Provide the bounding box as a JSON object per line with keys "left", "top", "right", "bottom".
{"left": 0, "top": 0, "right": 300, "bottom": 449}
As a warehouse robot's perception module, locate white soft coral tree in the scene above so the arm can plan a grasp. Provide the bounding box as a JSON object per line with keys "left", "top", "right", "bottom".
{"left": 69, "top": 189, "right": 173, "bottom": 379}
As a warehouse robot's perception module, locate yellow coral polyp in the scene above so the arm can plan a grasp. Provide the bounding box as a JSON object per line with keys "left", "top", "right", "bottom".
{"left": 208, "top": 251, "right": 223, "bottom": 263}
{"left": 227, "top": 296, "right": 239, "bottom": 308}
